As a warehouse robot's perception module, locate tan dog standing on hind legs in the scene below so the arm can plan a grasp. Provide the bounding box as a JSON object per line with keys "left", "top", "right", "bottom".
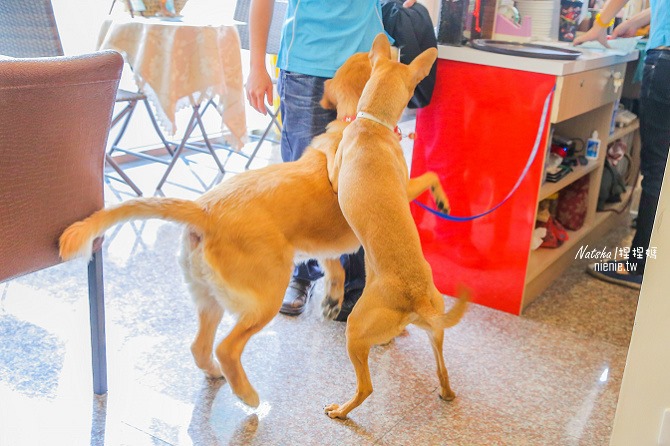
{"left": 59, "top": 51, "right": 450, "bottom": 409}
{"left": 324, "top": 34, "right": 469, "bottom": 420}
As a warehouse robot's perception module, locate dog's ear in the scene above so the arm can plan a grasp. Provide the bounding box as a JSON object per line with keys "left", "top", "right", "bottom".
{"left": 409, "top": 47, "right": 437, "bottom": 86}
{"left": 369, "top": 33, "right": 392, "bottom": 67}
{"left": 320, "top": 79, "right": 336, "bottom": 109}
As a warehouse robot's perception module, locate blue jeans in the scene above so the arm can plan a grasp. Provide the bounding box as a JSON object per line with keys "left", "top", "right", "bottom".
{"left": 629, "top": 48, "right": 670, "bottom": 273}
{"left": 278, "top": 70, "right": 366, "bottom": 292}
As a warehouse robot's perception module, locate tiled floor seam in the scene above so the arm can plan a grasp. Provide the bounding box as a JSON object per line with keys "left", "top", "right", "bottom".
{"left": 120, "top": 421, "right": 176, "bottom": 446}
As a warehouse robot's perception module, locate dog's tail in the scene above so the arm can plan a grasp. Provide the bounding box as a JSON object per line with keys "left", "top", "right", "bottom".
{"left": 421, "top": 285, "right": 470, "bottom": 331}
{"left": 59, "top": 197, "right": 207, "bottom": 261}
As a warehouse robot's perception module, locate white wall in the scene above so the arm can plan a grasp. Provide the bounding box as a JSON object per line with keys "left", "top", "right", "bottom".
{"left": 51, "top": 0, "right": 109, "bottom": 55}
{"left": 610, "top": 156, "right": 670, "bottom": 445}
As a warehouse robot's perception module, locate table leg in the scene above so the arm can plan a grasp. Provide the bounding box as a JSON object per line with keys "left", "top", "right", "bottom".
{"left": 193, "top": 105, "right": 226, "bottom": 175}
{"left": 143, "top": 99, "right": 175, "bottom": 156}
{"left": 156, "top": 108, "right": 199, "bottom": 190}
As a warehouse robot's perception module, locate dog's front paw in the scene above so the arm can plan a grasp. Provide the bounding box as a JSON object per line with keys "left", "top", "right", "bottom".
{"left": 431, "top": 185, "right": 450, "bottom": 214}
{"left": 435, "top": 197, "right": 450, "bottom": 214}
{"left": 324, "top": 403, "right": 347, "bottom": 419}
{"left": 321, "top": 295, "right": 342, "bottom": 320}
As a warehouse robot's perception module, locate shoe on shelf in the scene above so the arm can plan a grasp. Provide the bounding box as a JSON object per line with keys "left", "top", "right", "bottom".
{"left": 586, "top": 261, "right": 642, "bottom": 290}
{"left": 280, "top": 279, "right": 314, "bottom": 316}
{"left": 334, "top": 288, "right": 363, "bottom": 322}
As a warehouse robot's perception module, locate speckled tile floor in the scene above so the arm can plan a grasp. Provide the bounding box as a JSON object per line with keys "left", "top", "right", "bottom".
{"left": 0, "top": 126, "right": 640, "bottom": 445}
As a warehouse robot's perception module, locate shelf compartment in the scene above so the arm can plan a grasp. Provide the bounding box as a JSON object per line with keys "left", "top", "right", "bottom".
{"left": 539, "top": 161, "right": 599, "bottom": 201}
{"left": 527, "top": 185, "right": 635, "bottom": 285}
{"left": 526, "top": 223, "right": 592, "bottom": 284}
{"left": 607, "top": 119, "right": 640, "bottom": 144}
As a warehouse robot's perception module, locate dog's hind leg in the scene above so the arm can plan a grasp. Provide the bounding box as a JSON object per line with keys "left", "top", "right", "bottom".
{"left": 215, "top": 299, "right": 281, "bottom": 408}
{"left": 407, "top": 172, "right": 450, "bottom": 213}
{"left": 324, "top": 335, "right": 373, "bottom": 420}
{"left": 428, "top": 328, "right": 455, "bottom": 401}
{"left": 191, "top": 300, "right": 224, "bottom": 378}
{"left": 416, "top": 293, "right": 456, "bottom": 401}
{"left": 320, "top": 257, "right": 346, "bottom": 319}
{"left": 325, "top": 295, "right": 408, "bottom": 419}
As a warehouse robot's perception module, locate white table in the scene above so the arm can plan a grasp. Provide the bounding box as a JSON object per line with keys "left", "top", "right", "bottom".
{"left": 98, "top": 17, "right": 247, "bottom": 188}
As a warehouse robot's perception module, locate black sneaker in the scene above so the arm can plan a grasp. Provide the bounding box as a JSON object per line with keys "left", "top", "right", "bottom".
{"left": 280, "top": 279, "right": 314, "bottom": 315}
{"left": 587, "top": 261, "right": 642, "bottom": 290}
{"left": 334, "top": 288, "right": 363, "bottom": 322}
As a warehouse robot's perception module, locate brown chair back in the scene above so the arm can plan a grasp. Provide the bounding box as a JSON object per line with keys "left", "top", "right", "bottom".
{"left": 0, "top": 51, "right": 123, "bottom": 282}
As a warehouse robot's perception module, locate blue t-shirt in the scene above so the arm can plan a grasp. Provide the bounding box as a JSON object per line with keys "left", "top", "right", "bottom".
{"left": 277, "top": 0, "right": 387, "bottom": 78}
{"left": 647, "top": 0, "right": 670, "bottom": 50}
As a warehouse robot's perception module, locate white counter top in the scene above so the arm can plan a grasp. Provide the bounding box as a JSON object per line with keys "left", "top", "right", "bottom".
{"left": 438, "top": 44, "right": 639, "bottom": 76}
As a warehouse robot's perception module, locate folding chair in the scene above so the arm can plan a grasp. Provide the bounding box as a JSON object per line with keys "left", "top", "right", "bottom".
{"left": 233, "top": 0, "right": 286, "bottom": 169}
{"left": 0, "top": 0, "right": 171, "bottom": 196}
{"left": 0, "top": 50, "right": 123, "bottom": 395}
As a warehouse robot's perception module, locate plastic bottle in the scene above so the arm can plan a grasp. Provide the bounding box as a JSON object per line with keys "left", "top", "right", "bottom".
{"left": 586, "top": 130, "right": 601, "bottom": 160}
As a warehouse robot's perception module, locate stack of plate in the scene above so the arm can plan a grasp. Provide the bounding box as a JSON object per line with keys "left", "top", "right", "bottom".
{"left": 515, "top": 0, "right": 560, "bottom": 41}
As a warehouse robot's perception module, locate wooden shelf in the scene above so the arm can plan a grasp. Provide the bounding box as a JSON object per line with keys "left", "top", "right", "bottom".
{"left": 526, "top": 223, "right": 592, "bottom": 284}
{"left": 539, "top": 161, "right": 599, "bottom": 201}
{"left": 527, "top": 185, "right": 635, "bottom": 285}
{"left": 608, "top": 119, "right": 640, "bottom": 144}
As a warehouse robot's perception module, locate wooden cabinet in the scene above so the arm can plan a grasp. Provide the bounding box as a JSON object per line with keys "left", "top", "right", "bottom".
{"left": 411, "top": 48, "right": 639, "bottom": 315}
{"left": 524, "top": 104, "right": 640, "bottom": 309}
{"left": 551, "top": 63, "right": 626, "bottom": 122}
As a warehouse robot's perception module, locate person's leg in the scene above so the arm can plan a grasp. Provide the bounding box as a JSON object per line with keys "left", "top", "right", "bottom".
{"left": 277, "top": 70, "right": 337, "bottom": 315}
{"left": 629, "top": 49, "right": 670, "bottom": 275}
{"left": 278, "top": 70, "right": 336, "bottom": 162}
{"left": 588, "top": 49, "right": 670, "bottom": 289}
{"left": 334, "top": 248, "right": 366, "bottom": 321}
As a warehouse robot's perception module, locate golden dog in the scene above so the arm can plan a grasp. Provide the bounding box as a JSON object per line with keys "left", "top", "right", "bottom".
{"left": 59, "top": 51, "right": 450, "bottom": 408}
{"left": 324, "top": 35, "right": 468, "bottom": 420}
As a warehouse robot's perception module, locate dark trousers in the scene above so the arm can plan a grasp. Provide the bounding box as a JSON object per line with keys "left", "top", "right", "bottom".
{"left": 277, "top": 70, "right": 366, "bottom": 291}
{"left": 629, "top": 48, "right": 670, "bottom": 274}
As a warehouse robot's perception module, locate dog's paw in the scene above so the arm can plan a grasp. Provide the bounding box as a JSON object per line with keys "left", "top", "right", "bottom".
{"left": 202, "top": 358, "right": 225, "bottom": 379}
{"left": 439, "top": 389, "right": 456, "bottom": 401}
{"left": 205, "top": 370, "right": 225, "bottom": 380}
{"left": 237, "top": 388, "right": 260, "bottom": 408}
{"left": 203, "top": 364, "right": 224, "bottom": 379}
{"left": 436, "top": 198, "right": 450, "bottom": 214}
{"left": 324, "top": 403, "right": 346, "bottom": 419}
{"left": 321, "top": 295, "right": 342, "bottom": 320}
{"left": 430, "top": 185, "right": 450, "bottom": 214}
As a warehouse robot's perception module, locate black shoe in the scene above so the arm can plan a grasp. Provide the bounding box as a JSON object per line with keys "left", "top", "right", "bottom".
{"left": 586, "top": 261, "right": 642, "bottom": 290}
{"left": 334, "top": 288, "right": 363, "bottom": 322}
{"left": 280, "top": 279, "right": 314, "bottom": 315}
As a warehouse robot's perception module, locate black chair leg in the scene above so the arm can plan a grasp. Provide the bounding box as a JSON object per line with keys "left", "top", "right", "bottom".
{"left": 87, "top": 249, "right": 107, "bottom": 395}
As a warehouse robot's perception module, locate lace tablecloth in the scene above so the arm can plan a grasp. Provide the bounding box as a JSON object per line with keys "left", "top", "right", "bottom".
{"left": 98, "top": 18, "right": 246, "bottom": 149}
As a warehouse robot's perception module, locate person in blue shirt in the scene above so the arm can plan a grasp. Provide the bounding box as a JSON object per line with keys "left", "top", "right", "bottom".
{"left": 245, "top": 0, "right": 415, "bottom": 320}
{"left": 575, "top": 0, "right": 670, "bottom": 289}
